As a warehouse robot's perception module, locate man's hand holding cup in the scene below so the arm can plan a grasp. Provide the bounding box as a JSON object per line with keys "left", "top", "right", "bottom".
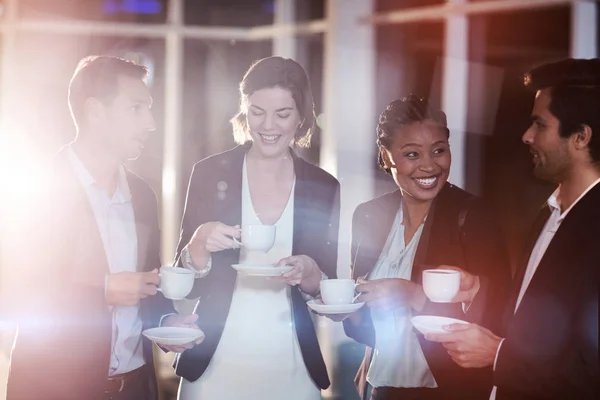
{"left": 106, "top": 269, "right": 160, "bottom": 306}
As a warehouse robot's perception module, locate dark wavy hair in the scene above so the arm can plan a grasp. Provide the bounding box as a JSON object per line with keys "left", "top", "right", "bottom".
{"left": 230, "top": 56, "right": 316, "bottom": 148}
{"left": 376, "top": 94, "right": 449, "bottom": 174}
{"left": 524, "top": 58, "right": 600, "bottom": 162}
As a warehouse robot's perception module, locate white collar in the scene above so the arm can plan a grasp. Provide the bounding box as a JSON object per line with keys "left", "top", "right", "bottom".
{"left": 547, "top": 177, "right": 600, "bottom": 222}
{"left": 66, "top": 145, "right": 131, "bottom": 202}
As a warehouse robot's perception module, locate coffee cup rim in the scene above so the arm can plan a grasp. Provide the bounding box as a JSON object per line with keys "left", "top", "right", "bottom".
{"left": 160, "top": 266, "right": 194, "bottom": 275}
{"left": 423, "top": 268, "right": 460, "bottom": 275}
{"left": 243, "top": 224, "right": 276, "bottom": 229}
{"left": 320, "top": 278, "right": 355, "bottom": 284}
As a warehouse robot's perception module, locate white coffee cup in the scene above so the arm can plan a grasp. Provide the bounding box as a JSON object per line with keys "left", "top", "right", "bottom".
{"left": 422, "top": 269, "right": 460, "bottom": 303}
{"left": 237, "top": 225, "right": 276, "bottom": 252}
{"left": 158, "top": 266, "right": 195, "bottom": 300}
{"left": 320, "top": 279, "right": 358, "bottom": 305}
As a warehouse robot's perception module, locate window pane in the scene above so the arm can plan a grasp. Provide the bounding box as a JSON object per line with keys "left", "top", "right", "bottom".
{"left": 376, "top": 0, "right": 444, "bottom": 12}
{"left": 18, "top": 0, "right": 168, "bottom": 23}
{"left": 181, "top": 39, "right": 272, "bottom": 167}
{"left": 295, "top": 0, "right": 325, "bottom": 22}
{"left": 184, "top": 0, "right": 273, "bottom": 27}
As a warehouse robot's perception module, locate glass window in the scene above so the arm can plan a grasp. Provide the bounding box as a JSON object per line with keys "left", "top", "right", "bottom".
{"left": 376, "top": 0, "right": 444, "bottom": 12}
{"left": 295, "top": 0, "right": 325, "bottom": 23}
{"left": 181, "top": 39, "right": 272, "bottom": 168}
{"left": 18, "top": 0, "right": 168, "bottom": 23}
{"left": 184, "top": 0, "right": 273, "bottom": 27}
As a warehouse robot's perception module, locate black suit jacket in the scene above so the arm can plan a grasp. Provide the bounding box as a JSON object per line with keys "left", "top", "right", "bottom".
{"left": 1, "top": 147, "right": 174, "bottom": 400}
{"left": 344, "top": 183, "right": 511, "bottom": 400}
{"left": 494, "top": 183, "right": 600, "bottom": 400}
{"left": 172, "top": 143, "right": 340, "bottom": 390}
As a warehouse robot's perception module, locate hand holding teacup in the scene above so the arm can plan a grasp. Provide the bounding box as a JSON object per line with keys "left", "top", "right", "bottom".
{"left": 310, "top": 279, "right": 361, "bottom": 322}
{"left": 106, "top": 270, "right": 160, "bottom": 306}
{"left": 187, "top": 221, "right": 242, "bottom": 267}
{"left": 357, "top": 278, "right": 426, "bottom": 311}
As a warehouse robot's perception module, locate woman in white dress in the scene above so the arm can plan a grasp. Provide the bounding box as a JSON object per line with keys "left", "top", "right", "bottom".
{"left": 171, "top": 56, "right": 340, "bottom": 400}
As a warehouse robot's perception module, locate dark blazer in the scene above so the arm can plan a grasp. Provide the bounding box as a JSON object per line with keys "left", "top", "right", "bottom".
{"left": 2, "top": 147, "right": 174, "bottom": 400}
{"left": 172, "top": 143, "right": 340, "bottom": 390}
{"left": 344, "top": 183, "right": 511, "bottom": 400}
{"left": 494, "top": 183, "right": 600, "bottom": 400}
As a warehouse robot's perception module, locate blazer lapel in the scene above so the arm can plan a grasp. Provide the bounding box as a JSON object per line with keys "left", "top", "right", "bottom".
{"left": 129, "top": 177, "right": 151, "bottom": 272}
{"left": 353, "top": 190, "right": 401, "bottom": 279}
{"left": 291, "top": 151, "right": 309, "bottom": 257}
{"left": 511, "top": 184, "right": 600, "bottom": 320}
{"left": 410, "top": 191, "right": 443, "bottom": 283}
{"left": 217, "top": 145, "right": 245, "bottom": 227}
{"left": 210, "top": 144, "right": 246, "bottom": 276}
{"left": 504, "top": 203, "right": 551, "bottom": 322}
{"left": 54, "top": 151, "right": 110, "bottom": 285}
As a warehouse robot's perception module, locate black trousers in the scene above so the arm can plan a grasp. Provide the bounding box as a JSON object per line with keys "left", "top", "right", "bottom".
{"left": 105, "top": 367, "right": 153, "bottom": 400}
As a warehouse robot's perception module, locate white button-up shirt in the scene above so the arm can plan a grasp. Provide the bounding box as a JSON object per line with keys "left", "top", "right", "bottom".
{"left": 67, "top": 147, "right": 145, "bottom": 376}
{"left": 490, "top": 178, "right": 600, "bottom": 399}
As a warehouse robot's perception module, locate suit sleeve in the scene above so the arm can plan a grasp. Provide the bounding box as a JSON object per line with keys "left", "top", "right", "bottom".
{"left": 493, "top": 264, "right": 598, "bottom": 399}
{"left": 320, "top": 181, "right": 340, "bottom": 279}
{"left": 140, "top": 188, "right": 176, "bottom": 328}
{"left": 343, "top": 204, "right": 376, "bottom": 348}
{"left": 0, "top": 187, "right": 107, "bottom": 333}
{"left": 174, "top": 163, "right": 211, "bottom": 299}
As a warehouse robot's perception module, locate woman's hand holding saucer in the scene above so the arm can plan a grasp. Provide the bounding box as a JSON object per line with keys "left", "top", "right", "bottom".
{"left": 275, "top": 254, "right": 322, "bottom": 295}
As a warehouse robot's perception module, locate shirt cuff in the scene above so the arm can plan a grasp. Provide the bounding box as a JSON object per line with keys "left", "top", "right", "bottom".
{"left": 181, "top": 245, "right": 211, "bottom": 278}
{"left": 493, "top": 338, "right": 505, "bottom": 371}
{"left": 159, "top": 313, "right": 177, "bottom": 327}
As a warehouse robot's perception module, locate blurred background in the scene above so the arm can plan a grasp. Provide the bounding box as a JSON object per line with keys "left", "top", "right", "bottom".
{"left": 0, "top": 0, "right": 597, "bottom": 399}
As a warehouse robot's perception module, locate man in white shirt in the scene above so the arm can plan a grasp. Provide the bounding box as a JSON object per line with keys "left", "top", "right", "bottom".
{"left": 425, "top": 58, "right": 599, "bottom": 400}
{"left": 2, "top": 56, "right": 199, "bottom": 400}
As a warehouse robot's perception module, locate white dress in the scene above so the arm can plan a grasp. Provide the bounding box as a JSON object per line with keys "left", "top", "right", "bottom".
{"left": 178, "top": 159, "right": 320, "bottom": 400}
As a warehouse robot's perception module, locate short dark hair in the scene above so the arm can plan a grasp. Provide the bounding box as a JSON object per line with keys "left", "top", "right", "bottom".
{"left": 68, "top": 55, "right": 149, "bottom": 130}
{"left": 376, "top": 94, "right": 449, "bottom": 174}
{"left": 230, "top": 56, "right": 316, "bottom": 148}
{"left": 524, "top": 58, "right": 600, "bottom": 162}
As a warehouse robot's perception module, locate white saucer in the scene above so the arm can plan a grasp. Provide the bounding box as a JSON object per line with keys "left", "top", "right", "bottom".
{"left": 307, "top": 299, "right": 364, "bottom": 314}
{"left": 411, "top": 315, "right": 469, "bottom": 335}
{"left": 232, "top": 264, "right": 294, "bottom": 277}
{"left": 142, "top": 327, "right": 205, "bottom": 346}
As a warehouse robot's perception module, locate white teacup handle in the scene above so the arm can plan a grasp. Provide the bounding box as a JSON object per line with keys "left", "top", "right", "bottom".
{"left": 232, "top": 237, "right": 242, "bottom": 247}
{"left": 352, "top": 282, "right": 363, "bottom": 303}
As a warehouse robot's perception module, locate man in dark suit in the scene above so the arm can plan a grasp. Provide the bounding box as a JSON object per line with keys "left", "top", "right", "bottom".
{"left": 425, "top": 58, "right": 599, "bottom": 400}
{"left": 1, "top": 56, "right": 199, "bottom": 400}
